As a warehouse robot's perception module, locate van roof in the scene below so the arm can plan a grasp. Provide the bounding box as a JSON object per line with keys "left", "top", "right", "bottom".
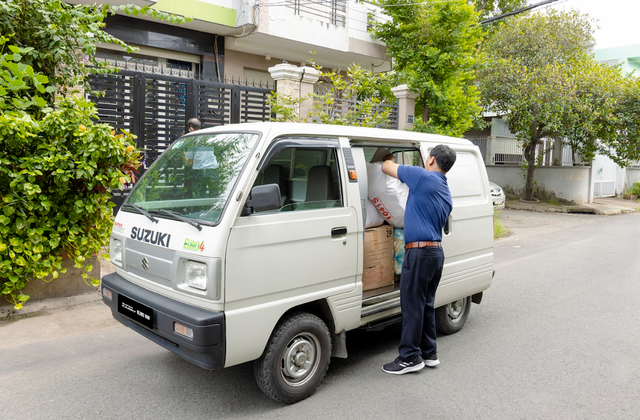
{"left": 194, "top": 122, "right": 474, "bottom": 147}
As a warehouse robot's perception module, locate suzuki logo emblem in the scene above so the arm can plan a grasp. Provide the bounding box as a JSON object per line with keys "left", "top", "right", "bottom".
{"left": 141, "top": 258, "right": 149, "bottom": 270}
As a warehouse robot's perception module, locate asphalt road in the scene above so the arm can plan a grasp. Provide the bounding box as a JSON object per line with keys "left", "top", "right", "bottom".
{"left": 1, "top": 209, "right": 639, "bottom": 419}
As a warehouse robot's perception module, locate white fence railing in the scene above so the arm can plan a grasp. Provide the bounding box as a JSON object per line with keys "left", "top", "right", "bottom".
{"left": 285, "top": 0, "right": 347, "bottom": 27}
{"left": 311, "top": 96, "right": 398, "bottom": 129}
{"left": 464, "top": 136, "right": 586, "bottom": 166}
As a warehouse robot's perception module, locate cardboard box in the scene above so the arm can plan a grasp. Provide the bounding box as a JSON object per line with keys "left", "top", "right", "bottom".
{"left": 362, "top": 225, "right": 395, "bottom": 291}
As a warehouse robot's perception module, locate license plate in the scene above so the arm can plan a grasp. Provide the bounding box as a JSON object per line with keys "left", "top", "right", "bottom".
{"left": 118, "top": 294, "right": 154, "bottom": 329}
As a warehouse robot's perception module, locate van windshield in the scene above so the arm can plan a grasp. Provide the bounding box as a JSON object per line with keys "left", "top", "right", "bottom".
{"left": 124, "top": 132, "right": 260, "bottom": 224}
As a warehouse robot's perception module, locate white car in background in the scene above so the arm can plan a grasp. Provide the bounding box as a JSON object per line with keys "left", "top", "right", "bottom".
{"left": 490, "top": 182, "right": 505, "bottom": 210}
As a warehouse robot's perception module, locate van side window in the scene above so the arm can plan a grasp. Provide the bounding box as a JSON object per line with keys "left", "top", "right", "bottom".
{"left": 361, "top": 146, "right": 424, "bottom": 168}
{"left": 251, "top": 147, "right": 343, "bottom": 213}
{"left": 393, "top": 150, "right": 424, "bottom": 168}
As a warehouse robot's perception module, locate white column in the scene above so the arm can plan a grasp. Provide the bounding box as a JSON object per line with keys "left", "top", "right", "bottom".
{"left": 486, "top": 135, "right": 496, "bottom": 165}
{"left": 587, "top": 162, "right": 595, "bottom": 203}
{"left": 269, "top": 63, "right": 303, "bottom": 98}
{"left": 391, "top": 84, "right": 417, "bottom": 131}
{"left": 268, "top": 63, "right": 303, "bottom": 122}
{"left": 299, "top": 66, "right": 320, "bottom": 122}
{"left": 268, "top": 63, "right": 319, "bottom": 122}
{"left": 552, "top": 138, "right": 563, "bottom": 166}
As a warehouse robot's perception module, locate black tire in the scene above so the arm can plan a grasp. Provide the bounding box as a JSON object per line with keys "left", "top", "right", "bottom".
{"left": 435, "top": 296, "right": 471, "bottom": 335}
{"left": 254, "top": 312, "right": 332, "bottom": 404}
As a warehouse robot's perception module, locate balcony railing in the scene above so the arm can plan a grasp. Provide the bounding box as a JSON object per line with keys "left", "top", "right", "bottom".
{"left": 286, "top": 0, "right": 347, "bottom": 27}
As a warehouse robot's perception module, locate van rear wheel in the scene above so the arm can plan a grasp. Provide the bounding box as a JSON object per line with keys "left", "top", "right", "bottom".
{"left": 435, "top": 296, "right": 470, "bottom": 335}
{"left": 254, "top": 312, "right": 331, "bottom": 404}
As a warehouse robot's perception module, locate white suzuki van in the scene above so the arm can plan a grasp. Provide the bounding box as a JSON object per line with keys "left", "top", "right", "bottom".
{"left": 101, "top": 122, "right": 494, "bottom": 404}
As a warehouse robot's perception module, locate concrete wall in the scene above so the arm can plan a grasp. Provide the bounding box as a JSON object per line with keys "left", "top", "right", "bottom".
{"left": 5, "top": 256, "right": 100, "bottom": 303}
{"left": 224, "top": 0, "right": 389, "bottom": 71}
{"left": 487, "top": 165, "right": 592, "bottom": 203}
{"left": 224, "top": 49, "right": 280, "bottom": 81}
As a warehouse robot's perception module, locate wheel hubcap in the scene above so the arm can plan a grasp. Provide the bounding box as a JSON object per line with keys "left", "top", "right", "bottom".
{"left": 447, "top": 298, "right": 466, "bottom": 322}
{"left": 281, "top": 333, "right": 320, "bottom": 386}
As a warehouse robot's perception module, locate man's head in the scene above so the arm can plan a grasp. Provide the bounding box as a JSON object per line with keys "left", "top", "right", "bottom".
{"left": 187, "top": 118, "right": 202, "bottom": 132}
{"left": 427, "top": 145, "right": 456, "bottom": 173}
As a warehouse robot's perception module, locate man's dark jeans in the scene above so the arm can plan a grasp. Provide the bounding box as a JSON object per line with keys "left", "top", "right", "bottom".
{"left": 398, "top": 246, "right": 445, "bottom": 362}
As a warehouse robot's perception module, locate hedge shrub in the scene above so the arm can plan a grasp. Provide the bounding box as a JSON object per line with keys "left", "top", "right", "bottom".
{"left": 0, "top": 36, "right": 140, "bottom": 309}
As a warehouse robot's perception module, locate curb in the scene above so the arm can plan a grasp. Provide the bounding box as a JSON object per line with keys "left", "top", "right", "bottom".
{"left": 505, "top": 203, "right": 570, "bottom": 213}
{"left": 505, "top": 202, "right": 638, "bottom": 216}
{"left": 0, "top": 290, "right": 102, "bottom": 322}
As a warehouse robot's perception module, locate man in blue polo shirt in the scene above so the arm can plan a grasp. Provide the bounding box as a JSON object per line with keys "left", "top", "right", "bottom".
{"left": 380, "top": 145, "right": 456, "bottom": 375}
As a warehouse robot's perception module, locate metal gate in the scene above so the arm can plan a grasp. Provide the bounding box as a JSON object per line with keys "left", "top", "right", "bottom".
{"left": 88, "top": 70, "right": 273, "bottom": 206}
{"left": 593, "top": 155, "right": 618, "bottom": 198}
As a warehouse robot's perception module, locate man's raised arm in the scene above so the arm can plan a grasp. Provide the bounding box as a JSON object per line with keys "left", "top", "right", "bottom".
{"left": 381, "top": 154, "right": 399, "bottom": 179}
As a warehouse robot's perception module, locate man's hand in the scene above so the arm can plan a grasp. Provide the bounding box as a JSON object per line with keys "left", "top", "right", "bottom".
{"left": 381, "top": 154, "right": 399, "bottom": 179}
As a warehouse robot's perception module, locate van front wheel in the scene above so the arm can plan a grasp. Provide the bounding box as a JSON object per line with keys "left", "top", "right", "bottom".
{"left": 254, "top": 312, "right": 332, "bottom": 404}
{"left": 435, "top": 296, "right": 470, "bottom": 335}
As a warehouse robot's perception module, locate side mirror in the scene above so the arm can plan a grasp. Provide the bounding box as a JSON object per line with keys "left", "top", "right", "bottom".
{"left": 242, "top": 184, "right": 281, "bottom": 216}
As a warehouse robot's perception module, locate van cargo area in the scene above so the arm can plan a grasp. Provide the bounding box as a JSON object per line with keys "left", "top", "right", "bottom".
{"left": 362, "top": 225, "right": 395, "bottom": 291}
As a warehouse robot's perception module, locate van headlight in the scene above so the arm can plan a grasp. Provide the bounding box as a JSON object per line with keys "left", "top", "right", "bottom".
{"left": 175, "top": 257, "right": 220, "bottom": 298}
{"left": 185, "top": 261, "right": 207, "bottom": 290}
{"left": 111, "top": 238, "right": 123, "bottom": 267}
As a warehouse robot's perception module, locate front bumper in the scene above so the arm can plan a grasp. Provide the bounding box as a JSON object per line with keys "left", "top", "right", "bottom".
{"left": 492, "top": 195, "right": 505, "bottom": 210}
{"left": 101, "top": 273, "right": 225, "bottom": 370}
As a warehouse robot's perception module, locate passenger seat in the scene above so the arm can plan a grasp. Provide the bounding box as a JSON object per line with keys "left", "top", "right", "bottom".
{"left": 263, "top": 164, "right": 289, "bottom": 206}
{"left": 300, "top": 165, "right": 336, "bottom": 209}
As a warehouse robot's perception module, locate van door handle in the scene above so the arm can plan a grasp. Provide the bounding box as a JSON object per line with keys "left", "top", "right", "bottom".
{"left": 331, "top": 227, "right": 347, "bottom": 237}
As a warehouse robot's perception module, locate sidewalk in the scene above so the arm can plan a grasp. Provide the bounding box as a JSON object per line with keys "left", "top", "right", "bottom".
{"left": 0, "top": 258, "right": 113, "bottom": 321}
{"left": 0, "top": 290, "right": 102, "bottom": 321}
{"left": 505, "top": 196, "right": 640, "bottom": 215}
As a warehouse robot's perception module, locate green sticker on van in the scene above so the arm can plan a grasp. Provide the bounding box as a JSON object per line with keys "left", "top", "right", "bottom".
{"left": 184, "top": 238, "right": 205, "bottom": 252}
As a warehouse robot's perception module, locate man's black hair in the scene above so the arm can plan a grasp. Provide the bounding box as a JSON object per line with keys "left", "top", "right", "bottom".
{"left": 430, "top": 144, "right": 456, "bottom": 173}
{"left": 187, "top": 117, "right": 202, "bottom": 131}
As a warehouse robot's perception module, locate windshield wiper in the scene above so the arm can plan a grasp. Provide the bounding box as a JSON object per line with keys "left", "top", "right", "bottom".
{"left": 153, "top": 210, "right": 203, "bottom": 231}
{"left": 122, "top": 203, "right": 159, "bottom": 223}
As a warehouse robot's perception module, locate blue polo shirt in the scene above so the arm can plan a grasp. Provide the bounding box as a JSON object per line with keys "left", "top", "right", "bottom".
{"left": 397, "top": 165, "right": 453, "bottom": 243}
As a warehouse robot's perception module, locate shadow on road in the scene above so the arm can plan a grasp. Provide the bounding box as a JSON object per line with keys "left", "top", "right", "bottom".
{"left": 125, "top": 323, "right": 403, "bottom": 413}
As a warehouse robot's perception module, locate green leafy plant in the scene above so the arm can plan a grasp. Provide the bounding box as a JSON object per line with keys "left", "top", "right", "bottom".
{"left": 311, "top": 64, "right": 396, "bottom": 128}
{"left": 268, "top": 62, "right": 398, "bottom": 128}
{"left": 0, "top": 0, "right": 189, "bottom": 98}
{"left": 371, "top": 0, "right": 483, "bottom": 137}
{"left": 623, "top": 182, "right": 640, "bottom": 199}
{"left": 478, "top": 10, "right": 640, "bottom": 201}
{"left": 0, "top": 1, "right": 188, "bottom": 309}
{"left": 267, "top": 92, "right": 308, "bottom": 123}
{"left": 0, "top": 56, "right": 140, "bottom": 307}
{"left": 493, "top": 211, "right": 509, "bottom": 239}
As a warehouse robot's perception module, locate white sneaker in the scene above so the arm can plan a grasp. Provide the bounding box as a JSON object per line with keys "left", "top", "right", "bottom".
{"left": 424, "top": 353, "right": 440, "bottom": 367}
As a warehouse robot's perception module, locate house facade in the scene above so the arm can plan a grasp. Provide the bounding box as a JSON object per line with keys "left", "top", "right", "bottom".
{"left": 70, "top": 0, "right": 390, "bottom": 84}
{"left": 464, "top": 117, "right": 595, "bottom": 203}
{"left": 69, "top": 0, "right": 392, "bottom": 206}
{"left": 594, "top": 45, "right": 640, "bottom": 196}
